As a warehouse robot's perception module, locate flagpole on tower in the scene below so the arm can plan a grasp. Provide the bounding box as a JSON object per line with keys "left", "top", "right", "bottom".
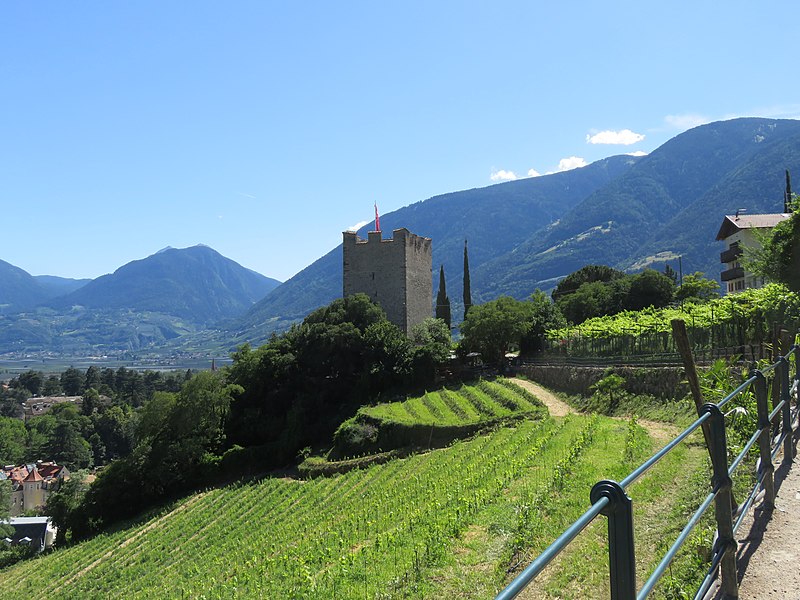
{"left": 374, "top": 203, "right": 381, "bottom": 233}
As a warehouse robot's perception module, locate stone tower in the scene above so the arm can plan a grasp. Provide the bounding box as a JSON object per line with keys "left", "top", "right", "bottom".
{"left": 342, "top": 228, "right": 432, "bottom": 334}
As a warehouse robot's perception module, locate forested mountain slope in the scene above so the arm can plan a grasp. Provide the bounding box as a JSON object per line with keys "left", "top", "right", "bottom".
{"left": 230, "top": 118, "right": 800, "bottom": 342}
{"left": 477, "top": 118, "right": 800, "bottom": 299}
{"left": 232, "top": 154, "right": 638, "bottom": 340}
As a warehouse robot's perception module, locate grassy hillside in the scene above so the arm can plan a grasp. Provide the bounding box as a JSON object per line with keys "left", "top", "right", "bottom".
{"left": 0, "top": 383, "right": 711, "bottom": 599}
{"left": 320, "top": 378, "right": 547, "bottom": 463}
{"left": 363, "top": 379, "right": 543, "bottom": 426}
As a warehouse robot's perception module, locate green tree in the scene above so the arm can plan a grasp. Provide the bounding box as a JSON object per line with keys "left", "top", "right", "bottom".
{"left": 410, "top": 318, "right": 451, "bottom": 364}
{"left": 14, "top": 370, "right": 43, "bottom": 396}
{"left": 84, "top": 366, "right": 102, "bottom": 392}
{"left": 0, "top": 481, "right": 13, "bottom": 538}
{"left": 435, "top": 265, "right": 451, "bottom": 328}
{"left": 460, "top": 296, "right": 533, "bottom": 369}
{"left": 0, "top": 417, "right": 28, "bottom": 465}
{"left": 94, "top": 404, "right": 135, "bottom": 459}
{"left": 557, "top": 280, "right": 615, "bottom": 324}
{"left": 45, "top": 475, "right": 88, "bottom": 545}
{"left": 625, "top": 269, "right": 675, "bottom": 311}
{"left": 50, "top": 421, "right": 93, "bottom": 469}
{"left": 42, "top": 375, "right": 62, "bottom": 396}
{"left": 163, "top": 371, "right": 241, "bottom": 459}
{"left": 663, "top": 263, "right": 678, "bottom": 285}
{"left": 362, "top": 320, "right": 413, "bottom": 390}
{"left": 591, "top": 372, "right": 626, "bottom": 412}
{"left": 552, "top": 264, "right": 625, "bottom": 300}
{"left": 746, "top": 198, "right": 800, "bottom": 291}
{"left": 675, "top": 272, "right": 720, "bottom": 303}
{"left": 81, "top": 388, "right": 99, "bottom": 416}
{"left": 60, "top": 367, "right": 84, "bottom": 396}
{"left": 410, "top": 318, "right": 452, "bottom": 385}
{"left": 463, "top": 239, "right": 472, "bottom": 320}
{"left": 520, "top": 290, "right": 567, "bottom": 354}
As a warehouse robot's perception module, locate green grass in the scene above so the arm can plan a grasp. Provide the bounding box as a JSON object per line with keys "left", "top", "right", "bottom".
{"left": 364, "top": 378, "right": 540, "bottom": 427}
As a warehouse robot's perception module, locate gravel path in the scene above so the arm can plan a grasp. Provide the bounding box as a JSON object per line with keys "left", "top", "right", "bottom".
{"left": 729, "top": 446, "right": 800, "bottom": 599}
{"left": 511, "top": 377, "right": 573, "bottom": 417}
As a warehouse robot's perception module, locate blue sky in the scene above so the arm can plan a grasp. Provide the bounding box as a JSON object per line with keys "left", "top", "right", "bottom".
{"left": 2, "top": 1, "right": 800, "bottom": 281}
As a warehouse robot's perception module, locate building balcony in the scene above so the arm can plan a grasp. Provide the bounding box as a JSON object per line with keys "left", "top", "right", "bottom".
{"left": 720, "top": 245, "right": 743, "bottom": 263}
{"left": 721, "top": 266, "right": 744, "bottom": 282}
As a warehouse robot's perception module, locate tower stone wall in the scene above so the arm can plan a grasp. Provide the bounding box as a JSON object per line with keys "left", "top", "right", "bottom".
{"left": 342, "top": 228, "right": 432, "bottom": 334}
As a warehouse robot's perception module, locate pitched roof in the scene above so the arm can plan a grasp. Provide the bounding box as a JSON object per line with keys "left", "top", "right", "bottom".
{"left": 22, "top": 468, "right": 42, "bottom": 483}
{"left": 716, "top": 213, "right": 791, "bottom": 240}
{"left": 36, "top": 463, "right": 66, "bottom": 480}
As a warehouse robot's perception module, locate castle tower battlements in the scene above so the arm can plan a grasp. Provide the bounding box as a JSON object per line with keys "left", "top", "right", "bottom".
{"left": 343, "top": 228, "right": 432, "bottom": 334}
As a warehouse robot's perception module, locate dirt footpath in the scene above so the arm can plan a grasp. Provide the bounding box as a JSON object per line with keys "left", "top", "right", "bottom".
{"left": 510, "top": 377, "right": 676, "bottom": 444}
{"left": 511, "top": 377, "right": 573, "bottom": 417}
{"left": 733, "top": 450, "right": 800, "bottom": 599}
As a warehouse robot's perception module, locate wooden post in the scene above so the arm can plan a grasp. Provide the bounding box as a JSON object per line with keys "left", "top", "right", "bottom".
{"left": 672, "top": 319, "right": 739, "bottom": 515}
{"left": 671, "top": 319, "right": 714, "bottom": 450}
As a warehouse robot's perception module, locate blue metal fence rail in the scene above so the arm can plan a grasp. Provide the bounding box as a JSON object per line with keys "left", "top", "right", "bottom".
{"left": 497, "top": 344, "right": 800, "bottom": 600}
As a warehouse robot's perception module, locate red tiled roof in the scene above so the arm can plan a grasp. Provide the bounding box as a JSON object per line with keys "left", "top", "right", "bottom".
{"left": 37, "top": 464, "right": 64, "bottom": 479}
{"left": 3, "top": 466, "right": 29, "bottom": 483}
{"left": 22, "top": 469, "right": 42, "bottom": 483}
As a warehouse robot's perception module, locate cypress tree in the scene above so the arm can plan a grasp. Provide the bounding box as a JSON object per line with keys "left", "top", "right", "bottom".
{"left": 463, "top": 239, "right": 472, "bottom": 320}
{"left": 435, "top": 265, "right": 451, "bottom": 328}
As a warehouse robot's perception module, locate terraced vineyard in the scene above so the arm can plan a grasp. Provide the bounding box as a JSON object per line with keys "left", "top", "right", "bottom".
{"left": 363, "top": 378, "right": 545, "bottom": 426}
{"left": 0, "top": 382, "right": 708, "bottom": 599}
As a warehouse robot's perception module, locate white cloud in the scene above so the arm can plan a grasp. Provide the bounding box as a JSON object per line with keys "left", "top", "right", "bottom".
{"left": 491, "top": 169, "right": 518, "bottom": 182}
{"left": 664, "top": 113, "right": 711, "bottom": 130}
{"left": 627, "top": 150, "right": 648, "bottom": 157}
{"left": 749, "top": 104, "right": 800, "bottom": 120}
{"left": 527, "top": 168, "right": 541, "bottom": 177}
{"left": 586, "top": 129, "right": 645, "bottom": 145}
{"left": 346, "top": 220, "right": 369, "bottom": 232}
{"left": 556, "top": 156, "right": 587, "bottom": 172}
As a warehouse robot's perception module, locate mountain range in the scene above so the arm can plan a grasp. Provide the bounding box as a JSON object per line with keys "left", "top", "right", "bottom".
{"left": 2, "top": 117, "right": 800, "bottom": 356}
{"left": 0, "top": 246, "right": 280, "bottom": 354}
{"left": 230, "top": 117, "right": 800, "bottom": 347}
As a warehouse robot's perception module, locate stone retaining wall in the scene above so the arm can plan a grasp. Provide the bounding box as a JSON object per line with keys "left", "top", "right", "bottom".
{"left": 519, "top": 364, "right": 688, "bottom": 400}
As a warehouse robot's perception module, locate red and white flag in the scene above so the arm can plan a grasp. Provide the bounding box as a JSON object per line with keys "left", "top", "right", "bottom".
{"left": 374, "top": 203, "right": 381, "bottom": 232}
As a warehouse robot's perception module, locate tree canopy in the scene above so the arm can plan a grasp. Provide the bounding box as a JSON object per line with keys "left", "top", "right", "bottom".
{"left": 460, "top": 293, "right": 563, "bottom": 367}
{"left": 675, "top": 272, "right": 720, "bottom": 303}
{"left": 553, "top": 267, "right": 676, "bottom": 324}
{"left": 746, "top": 198, "right": 800, "bottom": 291}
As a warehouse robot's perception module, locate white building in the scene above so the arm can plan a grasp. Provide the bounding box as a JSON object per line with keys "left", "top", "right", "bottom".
{"left": 715, "top": 213, "right": 791, "bottom": 294}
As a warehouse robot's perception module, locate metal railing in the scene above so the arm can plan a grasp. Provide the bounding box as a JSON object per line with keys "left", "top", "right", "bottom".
{"left": 497, "top": 344, "right": 800, "bottom": 600}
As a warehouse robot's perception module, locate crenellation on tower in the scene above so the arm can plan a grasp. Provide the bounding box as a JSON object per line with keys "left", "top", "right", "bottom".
{"left": 342, "top": 227, "right": 432, "bottom": 334}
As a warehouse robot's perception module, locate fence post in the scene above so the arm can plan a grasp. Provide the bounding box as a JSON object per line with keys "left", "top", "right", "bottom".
{"left": 794, "top": 345, "right": 800, "bottom": 414}
{"left": 590, "top": 480, "right": 636, "bottom": 600}
{"left": 700, "top": 403, "right": 738, "bottom": 598}
{"left": 779, "top": 357, "right": 794, "bottom": 461}
{"left": 753, "top": 370, "right": 776, "bottom": 507}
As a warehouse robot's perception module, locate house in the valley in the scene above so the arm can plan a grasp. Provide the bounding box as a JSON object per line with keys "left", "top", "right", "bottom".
{"left": 1, "top": 461, "right": 70, "bottom": 516}
{"left": 715, "top": 211, "right": 791, "bottom": 294}
{"left": 2, "top": 516, "right": 57, "bottom": 552}
{"left": 22, "top": 395, "right": 82, "bottom": 421}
